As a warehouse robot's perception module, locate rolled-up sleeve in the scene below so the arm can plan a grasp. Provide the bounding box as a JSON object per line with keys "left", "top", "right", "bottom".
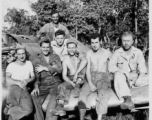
{"left": 108, "top": 52, "right": 119, "bottom": 73}
{"left": 47, "top": 55, "right": 62, "bottom": 74}
{"left": 137, "top": 51, "right": 147, "bottom": 73}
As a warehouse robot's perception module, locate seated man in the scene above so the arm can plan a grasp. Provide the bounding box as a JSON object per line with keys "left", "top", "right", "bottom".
{"left": 31, "top": 39, "right": 62, "bottom": 120}
{"left": 52, "top": 39, "right": 87, "bottom": 116}
{"left": 109, "top": 31, "right": 148, "bottom": 110}
{"left": 51, "top": 29, "right": 68, "bottom": 61}
{"left": 5, "top": 47, "right": 35, "bottom": 120}
{"left": 78, "top": 33, "right": 112, "bottom": 120}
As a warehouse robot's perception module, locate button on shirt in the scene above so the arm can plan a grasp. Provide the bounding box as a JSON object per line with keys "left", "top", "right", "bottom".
{"left": 109, "top": 46, "right": 147, "bottom": 74}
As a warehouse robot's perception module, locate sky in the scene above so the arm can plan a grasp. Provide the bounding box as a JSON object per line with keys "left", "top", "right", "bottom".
{"left": 2, "top": 0, "right": 38, "bottom": 17}
{"left": 2, "top": 0, "right": 38, "bottom": 28}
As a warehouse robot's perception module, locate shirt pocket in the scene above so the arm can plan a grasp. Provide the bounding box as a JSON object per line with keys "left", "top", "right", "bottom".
{"left": 117, "top": 57, "right": 124, "bottom": 69}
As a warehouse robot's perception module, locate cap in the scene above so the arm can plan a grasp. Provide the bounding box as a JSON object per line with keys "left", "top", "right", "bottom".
{"left": 66, "top": 39, "right": 78, "bottom": 46}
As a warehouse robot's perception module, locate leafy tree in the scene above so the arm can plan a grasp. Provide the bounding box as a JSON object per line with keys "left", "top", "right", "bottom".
{"left": 4, "top": 8, "right": 38, "bottom": 35}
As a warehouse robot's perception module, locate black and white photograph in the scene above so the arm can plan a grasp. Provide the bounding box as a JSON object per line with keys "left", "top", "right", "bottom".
{"left": 2, "top": 0, "right": 149, "bottom": 120}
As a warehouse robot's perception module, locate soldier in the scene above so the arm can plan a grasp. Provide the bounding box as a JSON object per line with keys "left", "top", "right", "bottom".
{"left": 109, "top": 31, "right": 148, "bottom": 110}
{"left": 78, "top": 33, "right": 112, "bottom": 120}
{"left": 37, "top": 10, "right": 70, "bottom": 41}
{"left": 31, "top": 38, "right": 62, "bottom": 120}
{"left": 5, "top": 47, "right": 35, "bottom": 120}
{"left": 52, "top": 39, "right": 87, "bottom": 116}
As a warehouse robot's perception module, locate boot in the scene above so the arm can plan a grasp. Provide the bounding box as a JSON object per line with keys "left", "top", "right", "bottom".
{"left": 51, "top": 104, "right": 66, "bottom": 116}
{"left": 120, "top": 96, "right": 135, "bottom": 110}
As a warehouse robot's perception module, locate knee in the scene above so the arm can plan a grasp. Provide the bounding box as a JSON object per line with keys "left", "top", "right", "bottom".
{"left": 24, "top": 104, "right": 33, "bottom": 116}
{"left": 114, "top": 71, "right": 126, "bottom": 80}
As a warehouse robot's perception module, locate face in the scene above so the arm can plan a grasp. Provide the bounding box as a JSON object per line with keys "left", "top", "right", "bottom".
{"left": 51, "top": 13, "right": 59, "bottom": 24}
{"left": 17, "top": 49, "right": 26, "bottom": 62}
{"left": 40, "top": 42, "right": 50, "bottom": 56}
{"left": 55, "top": 35, "right": 65, "bottom": 46}
{"left": 67, "top": 43, "right": 77, "bottom": 56}
{"left": 91, "top": 37, "right": 102, "bottom": 52}
{"left": 122, "top": 35, "right": 134, "bottom": 51}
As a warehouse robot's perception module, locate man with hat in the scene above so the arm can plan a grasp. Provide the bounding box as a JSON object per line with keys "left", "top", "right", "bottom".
{"left": 5, "top": 46, "right": 35, "bottom": 120}
{"left": 52, "top": 39, "right": 87, "bottom": 116}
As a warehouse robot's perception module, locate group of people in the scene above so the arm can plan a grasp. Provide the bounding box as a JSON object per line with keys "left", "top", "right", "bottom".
{"left": 4, "top": 10, "right": 148, "bottom": 120}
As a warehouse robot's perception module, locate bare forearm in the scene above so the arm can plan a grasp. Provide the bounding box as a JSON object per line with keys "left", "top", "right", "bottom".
{"left": 6, "top": 77, "right": 20, "bottom": 85}
{"left": 25, "top": 76, "right": 35, "bottom": 83}
{"left": 76, "top": 59, "right": 87, "bottom": 74}
{"left": 63, "top": 76, "right": 73, "bottom": 84}
{"left": 86, "top": 72, "right": 92, "bottom": 85}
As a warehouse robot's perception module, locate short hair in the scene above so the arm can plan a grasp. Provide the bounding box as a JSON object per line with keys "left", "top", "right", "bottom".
{"left": 55, "top": 30, "right": 65, "bottom": 37}
{"left": 121, "top": 31, "right": 135, "bottom": 40}
{"left": 39, "top": 38, "right": 50, "bottom": 47}
{"left": 51, "top": 10, "right": 59, "bottom": 16}
{"left": 89, "top": 33, "right": 102, "bottom": 43}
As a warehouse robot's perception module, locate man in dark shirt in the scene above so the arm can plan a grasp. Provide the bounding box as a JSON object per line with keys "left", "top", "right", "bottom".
{"left": 31, "top": 38, "right": 62, "bottom": 120}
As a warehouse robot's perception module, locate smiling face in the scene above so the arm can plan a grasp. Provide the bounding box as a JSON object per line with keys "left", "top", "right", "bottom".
{"left": 91, "top": 37, "right": 102, "bottom": 52}
{"left": 55, "top": 35, "right": 65, "bottom": 47}
{"left": 122, "top": 35, "right": 134, "bottom": 51}
{"left": 16, "top": 49, "right": 26, "bottom": 62}
{"left": 67, "top": 43, "right": 77, "bottom": 56}
{"left": 40, "top": 42, "right": 50, "bottom": 56}
{"left": 51, "top": 13, "right": 59, "bottom": 24}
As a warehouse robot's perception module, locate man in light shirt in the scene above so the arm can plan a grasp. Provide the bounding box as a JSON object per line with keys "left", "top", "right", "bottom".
{"left": 5, "top": 47, "right": 35, "bottom": 120}
{"left": 109, "top": 31, "right": 148, "bottom": 110}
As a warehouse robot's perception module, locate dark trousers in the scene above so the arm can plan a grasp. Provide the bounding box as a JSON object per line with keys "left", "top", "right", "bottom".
{"left": 32, "top": 83, "right": 60, "bottom": 120}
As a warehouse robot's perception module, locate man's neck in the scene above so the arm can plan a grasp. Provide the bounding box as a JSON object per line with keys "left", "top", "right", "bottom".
{"left": 44, "top": 55, "right": 50, "bottom": 63}
{"left": 52, "top": 22, "right": 59, "bottom": 28}
{"left": 16, "top": 60, "right": 26, "bottom": 65}
{"left": 124, "top": 47, "right": 132, "bottom": 56}
{"left": 92, "top": 47, "right": 102, "bottom": 53}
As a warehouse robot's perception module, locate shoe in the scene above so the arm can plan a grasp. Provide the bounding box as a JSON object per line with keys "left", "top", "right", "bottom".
{"left": 120, "top": 96, "right": 135, "bottom": 110}
{"left": 51, "top": 104, "right": 66, "bottom": 116}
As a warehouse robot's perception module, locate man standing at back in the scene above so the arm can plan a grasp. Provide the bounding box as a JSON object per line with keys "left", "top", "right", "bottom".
{"left": 31, "top": 39, "right": 62, "bottom": 120}
{"left": 109, "top": 31, "right": 148, "bottom": 110}
{"left": 37, "top": 10, "right": 70, "bottom": 41}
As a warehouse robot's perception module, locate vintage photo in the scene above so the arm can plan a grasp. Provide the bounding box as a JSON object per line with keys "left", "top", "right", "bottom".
{"left": 2, "top": 0, "right": 149, "bottom": 120}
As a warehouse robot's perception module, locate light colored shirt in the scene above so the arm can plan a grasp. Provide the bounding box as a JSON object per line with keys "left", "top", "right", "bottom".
{"left": 109, "top": 46, "right": 147, "bottom": 74}
{"left": 37, "top": 22, "right": 70, "bottom": 41}
{"left": 51, "top": 39, "right": 68, "bottom": 61}
{"left": 6, "top": 61, "right": 34, "bottom": 81}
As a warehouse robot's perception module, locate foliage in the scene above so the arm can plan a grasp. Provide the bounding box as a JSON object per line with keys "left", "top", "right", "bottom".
{"left": 4, "top": 8, "right": 39, "bottom": 35}
{"left": 4, "top": 0, "right": 149, "bottom": 47}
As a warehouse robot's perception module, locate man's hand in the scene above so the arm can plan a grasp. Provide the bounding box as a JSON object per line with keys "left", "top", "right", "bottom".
{"left": 35, "top": 64, "right": 48, "bottom": 73}
{"left": 134, "top": 78, "right": 142, "bottom": 87}
{"left": 31, "top": 87, "right": 40, "bottom": 96}
{"left": 89, "top": 83, "right": 97, "bottom": 92}
{"left": 70, "top": 81, "right": 76, "bottom": 88}
{"left": 73, "top": 73, "right": 78, "bottom": 83}
{"left": 20, "top": 80, "right": 28, "bottom": 88}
